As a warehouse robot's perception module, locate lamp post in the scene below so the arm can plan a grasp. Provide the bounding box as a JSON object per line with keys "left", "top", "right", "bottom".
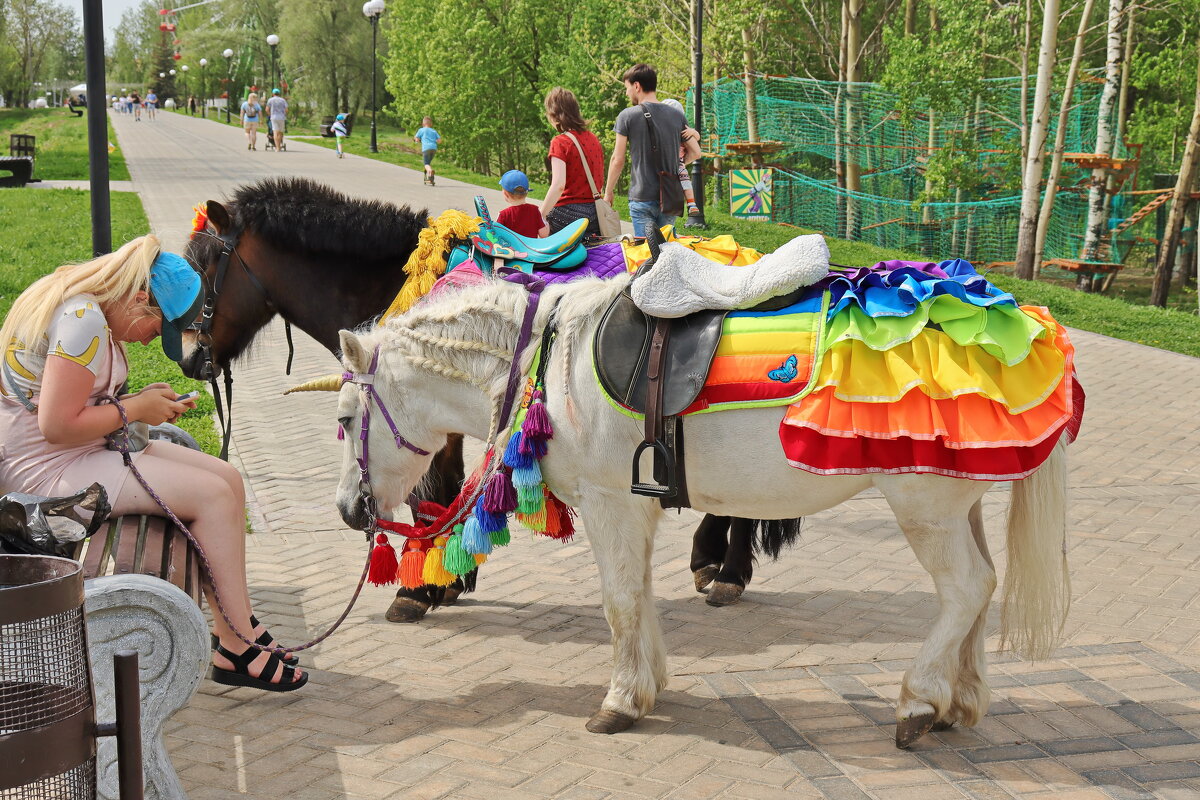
{"left": 266, "top": 34, "right": 279, "bottom": 91}
{"left": 199, "top": 58, "right": 207, "bottom": 117}
{"left": 82, "top": 0, "right": 110, "bottom": 254}
{"left": 223, "top": 49, "right": 234, "bottom": 124}
{"left": 684, "top": 0, "right": 707, "bottom": 228}
{"left": 169, "top": 68, "right": 176, "bottom": 107}
{"left": 181, "top": 64, "right": 189, "bottom": 113}
{"left": 362, "top": 0, "right": 385, "bottom": 154}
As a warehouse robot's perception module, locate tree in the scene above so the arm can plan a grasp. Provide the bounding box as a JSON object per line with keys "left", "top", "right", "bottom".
{"left": 1013, "top": 0, "right": 1061, "bottom": 280}
{"left": 1150, "top": 33, "right": 1200, "bottom": 307}
{"left": 1080, "top": 0, "right": 1126, "bottom": 287}
{"left": 278, "top": 0, "right": 374, "bottom": 118}
{"left": 1, "top": 0, "right": 79, "bottom": 107}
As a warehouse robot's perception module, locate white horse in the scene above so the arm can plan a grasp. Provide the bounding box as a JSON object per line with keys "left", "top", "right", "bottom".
{"left": 331, "top": 274, "right": 1070, "bottom": 748}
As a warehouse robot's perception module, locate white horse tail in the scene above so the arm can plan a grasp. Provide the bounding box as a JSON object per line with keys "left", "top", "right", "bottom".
{"left": 1000, "top": 439, "right": 1071, "bottom": 661}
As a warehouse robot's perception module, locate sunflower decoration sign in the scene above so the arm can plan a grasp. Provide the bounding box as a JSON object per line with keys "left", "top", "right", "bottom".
{"left": 730, "top": 169, "right": 773, "bottom": 221}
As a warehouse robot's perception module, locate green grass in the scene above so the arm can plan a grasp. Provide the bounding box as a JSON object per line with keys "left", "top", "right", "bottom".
{"left": 0, "top": 107, "right": 130, "bottom": 181}
{"left": 0, "top": 188, "right": 219, "bottom": 453}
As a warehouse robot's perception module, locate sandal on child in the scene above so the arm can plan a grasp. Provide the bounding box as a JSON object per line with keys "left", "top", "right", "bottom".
{"left": 210, "top": 615, "right": 299, "bottom": 666}
{"left": 210, "top": 643, "right": 308, "bottom": 692}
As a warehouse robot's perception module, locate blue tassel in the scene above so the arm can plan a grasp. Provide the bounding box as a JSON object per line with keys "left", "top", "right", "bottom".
{"left": 461, "top": 516, "right": 493, "bottom": 555}
{"left": 502, "top": 430, "right": 532, "bottom": 469}
{"left": 472, "top": 497, "right": 508, "bottom": 532}
{"left": 511, "top": 461, "right": 542, "bottom": 487}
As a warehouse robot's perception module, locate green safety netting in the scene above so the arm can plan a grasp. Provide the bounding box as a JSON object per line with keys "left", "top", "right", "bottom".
{"left": 689, "top": 74, "right": 1153, "bottom": 267}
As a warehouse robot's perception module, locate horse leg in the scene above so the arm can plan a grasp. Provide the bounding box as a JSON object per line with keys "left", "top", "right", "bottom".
{"left": 707, "top": 518, "right": 754, "bottom": 607}
{"left": 690, "top": 514, "right": 730, "bottom": 592}
{"left": 580, "top": 491, "right": 665, "bottom": 735}
{"left": 386, "top": 434, "right": 467, "bottom": 623}
{"left": 940, "top": 499, "right": 995, "bottom": 731}
{"left": 883, "top": 486, "right": 995, "bottom": 749}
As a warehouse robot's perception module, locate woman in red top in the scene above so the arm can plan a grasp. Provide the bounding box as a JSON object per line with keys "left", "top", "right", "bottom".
{"left": 539, "top": 87, "right": 606, "bottom": 238}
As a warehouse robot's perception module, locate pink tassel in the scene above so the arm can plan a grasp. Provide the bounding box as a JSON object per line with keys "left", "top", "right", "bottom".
{"left": 482, "top": 469, "right": 518, "bottom": 514}
{"left": 523, "top": 390, "right": 553, "bottom": 439}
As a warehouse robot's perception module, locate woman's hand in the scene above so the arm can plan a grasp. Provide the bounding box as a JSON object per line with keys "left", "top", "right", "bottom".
{"left": 126, "top": 386, "right": 193, "bottom": 426}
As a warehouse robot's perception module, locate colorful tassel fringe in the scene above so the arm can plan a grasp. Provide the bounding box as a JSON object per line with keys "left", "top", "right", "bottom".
{"left": 368, "top": 533, "right": 399, "bottom": 586}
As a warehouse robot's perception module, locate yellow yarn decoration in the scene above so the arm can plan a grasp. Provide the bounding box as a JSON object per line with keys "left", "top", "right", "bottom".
{"left": 382, "top": 209, "right": 481, "bottom": 321}
{"left": 421, "top": 536, "right": 458, "bottom": 586}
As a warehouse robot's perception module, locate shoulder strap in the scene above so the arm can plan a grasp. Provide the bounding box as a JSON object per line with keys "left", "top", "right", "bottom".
{"left": 564, "top": 132, "right": 602, "bottom": 200}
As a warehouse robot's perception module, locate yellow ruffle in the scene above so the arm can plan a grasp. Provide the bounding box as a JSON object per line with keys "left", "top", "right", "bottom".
{"left": 622, "top": 228, "right": 764, "bottom": 271}
{"left": 813, "top": 307, "right": 1067, "bottom": 414}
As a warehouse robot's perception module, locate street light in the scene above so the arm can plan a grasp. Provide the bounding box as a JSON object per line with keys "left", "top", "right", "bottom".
{"left": 223, "top": 48, "right": 234, "bottom": 124}
{"left": 362, "top": 0, "right": 385, "bottom": 154}
{"left": 199, "top": 58, "right": 207, "bottom": 117}
{"left": 181, "top": 64, "right": 189, "bottom": 113}
{"left": 266, "top": 34, "right": 279, "bottom": 91}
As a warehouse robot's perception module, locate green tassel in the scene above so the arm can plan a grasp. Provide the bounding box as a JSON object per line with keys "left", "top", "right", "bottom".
{"left": 517, "top": 484, "right": 543, "bottom": 514}
{"left": 443, "top": 533, "right": 476, "bottom": 576}
{"left": 490, "top": 526, "right": 511, "bottom": 546}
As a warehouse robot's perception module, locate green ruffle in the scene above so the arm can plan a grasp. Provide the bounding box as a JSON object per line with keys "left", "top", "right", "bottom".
{"left": 823, "top": 295, "right": 1050, "bottom": 366}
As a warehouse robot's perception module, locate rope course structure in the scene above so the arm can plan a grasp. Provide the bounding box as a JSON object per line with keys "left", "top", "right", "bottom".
{"left": 691, "top": 73, "right": 1161, "bottom": 270}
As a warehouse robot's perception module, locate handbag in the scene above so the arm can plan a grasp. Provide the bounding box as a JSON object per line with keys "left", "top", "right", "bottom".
{"left": 640, "top": 104, "right": 686, "bottom": 219}
{"left": 565, "top": 131, "right": 623, "bottom": 238}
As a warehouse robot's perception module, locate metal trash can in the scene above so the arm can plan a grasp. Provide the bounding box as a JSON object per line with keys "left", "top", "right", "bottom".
{"left": 0, "top": 555, "right": 142, "bottom": 799}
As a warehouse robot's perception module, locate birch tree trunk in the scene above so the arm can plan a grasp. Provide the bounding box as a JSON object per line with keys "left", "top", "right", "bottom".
{"left": 742, "top": 28, "right": 759, "bottom": 145}
{"left": 1013, "top": 0, "right": 1061, "bottom": 280}
{"left": 1081, "top": 0, "right": 1125, "bottom": 275}
{"left": 1034, "top": 0, "right": 1098, "bottom": 273}
{"left": 1150, "top": 38, "right": 1200, "bottom": 307}
{"left": 835, "top": 3, "right": 848, "bottom": 236}
{"left": 844, "top": 0, "right": 863, "bottom": 237}
{"left": 1019, "top": 0, "right": 1033, "bottom": 158}
{"left": 922, "top": 7, "right": 941, "bottom": 224}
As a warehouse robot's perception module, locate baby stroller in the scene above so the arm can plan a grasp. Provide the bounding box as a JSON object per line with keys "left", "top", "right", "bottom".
{"left": 264, "top": 118, "right": 286, "bottom": 152}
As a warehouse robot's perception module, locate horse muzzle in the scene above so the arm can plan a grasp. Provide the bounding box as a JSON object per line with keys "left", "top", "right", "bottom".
{"left": 337, "top": 494, "right": 371, "bottom": 531}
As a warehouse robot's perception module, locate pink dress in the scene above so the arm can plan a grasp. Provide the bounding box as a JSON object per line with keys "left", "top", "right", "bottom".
{"left": 0, "top": 295, "right": 144, "bottom": 501}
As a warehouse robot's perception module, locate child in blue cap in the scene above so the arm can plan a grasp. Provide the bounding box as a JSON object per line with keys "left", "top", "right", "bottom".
{"left": 497, "top": 169, "right": 549, "bottom": 238}
{"left": 331, "top": 113, "right": 349, "bottom": 159}
{"left": 0, "top": 234, "right": 307, "bottom": 692}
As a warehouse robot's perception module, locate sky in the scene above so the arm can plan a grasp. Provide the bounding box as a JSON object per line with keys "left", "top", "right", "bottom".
{"left": 66, "top": 0, "right": 151, "bottom": 38}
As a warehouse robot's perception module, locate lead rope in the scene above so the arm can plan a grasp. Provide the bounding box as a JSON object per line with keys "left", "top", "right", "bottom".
{"left": 104, "top": 394, "right": 371, "bottom": 657}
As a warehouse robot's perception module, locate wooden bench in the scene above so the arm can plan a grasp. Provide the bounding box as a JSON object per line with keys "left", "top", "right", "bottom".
{"left": 0, "top": 155, "right": 34, "bottom": 187}
{"left": 73, "top": 515, "right": 205, "bottom": 604}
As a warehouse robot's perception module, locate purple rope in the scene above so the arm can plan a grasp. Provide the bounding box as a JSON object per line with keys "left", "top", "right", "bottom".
{"left": 105, "top": 395, "right": 372, "bottom": 658}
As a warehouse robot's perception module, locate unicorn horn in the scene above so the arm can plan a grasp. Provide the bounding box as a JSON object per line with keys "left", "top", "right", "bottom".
{"left": 284, "top": 374, "right": 345, "bottom": 394}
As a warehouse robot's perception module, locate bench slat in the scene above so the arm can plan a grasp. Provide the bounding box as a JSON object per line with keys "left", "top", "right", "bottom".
{"left": 81, "top": 522, "right": 112, "bottom": 576}
{"left": 111, "top": 516, "right": 142, "bottom": 574}
{"left": 140, "top": 517, "right": 169, "bottom": 578}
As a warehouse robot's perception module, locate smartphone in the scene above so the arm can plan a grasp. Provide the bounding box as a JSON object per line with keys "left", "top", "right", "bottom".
{"left": 175, "top": 391, "right": 200, "bottom": 402}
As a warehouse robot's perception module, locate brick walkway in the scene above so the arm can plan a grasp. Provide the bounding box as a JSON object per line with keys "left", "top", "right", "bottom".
{"left": 111, "top": 110, "right": 1200, "bottom": 800}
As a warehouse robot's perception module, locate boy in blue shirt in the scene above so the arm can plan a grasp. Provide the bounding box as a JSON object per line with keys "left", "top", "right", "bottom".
{"left": 414, "top": 116, "right": 441, "bottom": 185}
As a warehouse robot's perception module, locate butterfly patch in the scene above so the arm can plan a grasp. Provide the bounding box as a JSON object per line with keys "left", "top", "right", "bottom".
{"left": 767, "top": 354, "right": 799, "bottom": 383}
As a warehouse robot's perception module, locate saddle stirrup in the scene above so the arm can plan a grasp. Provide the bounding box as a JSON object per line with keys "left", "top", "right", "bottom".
{"left": 631, "top": 318, "right": 677, "bottom": 499}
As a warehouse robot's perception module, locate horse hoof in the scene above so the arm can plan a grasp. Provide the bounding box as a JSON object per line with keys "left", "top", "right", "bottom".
{"left": 705, "top": 582, "right": 744, "bottom": 607}
{"left": 693, "top": 565, "right": 719, "bottom": 593}
{"left": 385, "top": 597, "right": 430, "bottom": 623}
{"left": 585, "top": 709, "right": 638, "bottom": 734}
{"left": 441, "top": 586, "right": 463, "bottom": 606}
{"left": 895, "top": 712, "right": 937, "bottom": 749}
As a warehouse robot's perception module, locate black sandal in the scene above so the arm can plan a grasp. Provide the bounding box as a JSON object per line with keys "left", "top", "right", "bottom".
{"left": 209, "top": 643, "right": 308, "bottom": 692}
{"left": 210, "top": 615, "right": 299, "bottom": 666}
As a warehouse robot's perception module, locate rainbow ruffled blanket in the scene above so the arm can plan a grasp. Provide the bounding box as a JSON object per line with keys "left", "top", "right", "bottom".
{"left": 601, "top": 258, "right": 1083, "bottom": 482}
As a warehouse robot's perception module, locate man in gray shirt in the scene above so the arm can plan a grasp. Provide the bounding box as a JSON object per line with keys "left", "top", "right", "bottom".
{"left": 266, "top": 88, "right": 288, "bottom": 152}
{"left": 603, "top": 63, "right": 701, "bottom": 237}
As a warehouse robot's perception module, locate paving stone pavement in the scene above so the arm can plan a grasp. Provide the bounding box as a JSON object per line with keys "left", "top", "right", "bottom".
{"left": 108, "top": 109, "right": 1200, "bottom": 799}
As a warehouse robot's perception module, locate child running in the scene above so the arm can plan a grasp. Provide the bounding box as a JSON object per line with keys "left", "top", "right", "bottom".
{"left": 497, "top": 170, "right": 549, "bottom": 238}
{"left": 661, "top": 98, "right": 702, "bottom": 217}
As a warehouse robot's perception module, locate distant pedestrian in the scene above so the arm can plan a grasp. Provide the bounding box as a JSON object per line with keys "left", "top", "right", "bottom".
{"left": 602, "top": 64, "right": 700, "bottom": 237}
{"left": 187, "top": 95, "right": 197, "bottom": 115}
{"left": 539, "top": 87, "right": 606, "bottom": 238}
{"left": 130, "top": 91, "right": 142, "bottom": 122}
{"left": 241, "top": 92, "right": 263, "bottom": 151}
{"left": 414, "top": 116, "right": 441, "bottom": 186}
{"left": 497, "top": 170, "right": 548, "bottom": 238}
{"left": 266, "top": 89, "right": 288, "bottom": 153}
{"left": 145, "top": 90, "right": 158, "bottom": 120}
{"left": 331, "top": 113, "right": 349, "bottom": 159}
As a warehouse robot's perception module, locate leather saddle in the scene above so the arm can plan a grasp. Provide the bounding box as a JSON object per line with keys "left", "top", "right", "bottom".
{"left": 594, "top": 229, "right": 813, "bottom": 508}
{"left": 448, "top": 196, "right": 588, "bottom": 274}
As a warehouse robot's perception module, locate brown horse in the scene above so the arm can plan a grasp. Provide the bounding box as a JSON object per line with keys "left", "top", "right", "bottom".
{"left": 181, "top": 177, "right": 798, "bottom": 619}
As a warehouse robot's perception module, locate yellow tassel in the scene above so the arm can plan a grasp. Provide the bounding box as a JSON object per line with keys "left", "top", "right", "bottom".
{"left": 382, "top": 209, "right": 481, "bottom": 321}
{"left": 474, "top": 553, "right": 488, "bottom": 566}
{"left": 516, "top": 506, "right": 547, "bottom": 532}
{"left": 421, "top": 537, "right": 457, "bottom": 586}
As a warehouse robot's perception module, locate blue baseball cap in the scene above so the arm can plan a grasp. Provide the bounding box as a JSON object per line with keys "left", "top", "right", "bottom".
{"left": 148, "top": 252, "right": 203, "bottom": 363}
{"left": 499, "top": 169, "right": 529, "bottom": 193}
{"left": 272, "top": 88, "right": 281, "bottom": 95}
{"left": 336, "top": 113, "right": 346, "bottom": 121}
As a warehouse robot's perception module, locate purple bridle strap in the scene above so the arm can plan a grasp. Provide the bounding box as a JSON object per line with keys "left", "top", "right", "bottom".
{"left": 345, "top": 346, "right": 432, "bottom": 493}
{"left": 496, "top": 269, "right": 546, "bottom": 431}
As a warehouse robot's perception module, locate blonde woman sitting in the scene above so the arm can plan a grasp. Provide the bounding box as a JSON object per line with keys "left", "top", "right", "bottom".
{"left": 0, "top": 235, "right": 305, "bottom": 692}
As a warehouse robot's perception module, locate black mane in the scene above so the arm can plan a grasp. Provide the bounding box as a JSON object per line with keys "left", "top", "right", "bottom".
{"left": 185, "top": 177, "right": 428, "bottom": 266}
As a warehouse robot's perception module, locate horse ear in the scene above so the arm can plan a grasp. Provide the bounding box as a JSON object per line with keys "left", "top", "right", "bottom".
{"left": 339, "top": 330, "right": 370, "bottom": 373}
{"left": 206, "top": 201, "right": 231, "bottom": 234}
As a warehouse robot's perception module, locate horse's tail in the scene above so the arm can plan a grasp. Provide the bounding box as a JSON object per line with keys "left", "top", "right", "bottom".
{"left": 751, "top": 517, "right": 804, "bottom": 561}
{"left": 999, "top": 439, "right": 1071, "bottom": 661}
